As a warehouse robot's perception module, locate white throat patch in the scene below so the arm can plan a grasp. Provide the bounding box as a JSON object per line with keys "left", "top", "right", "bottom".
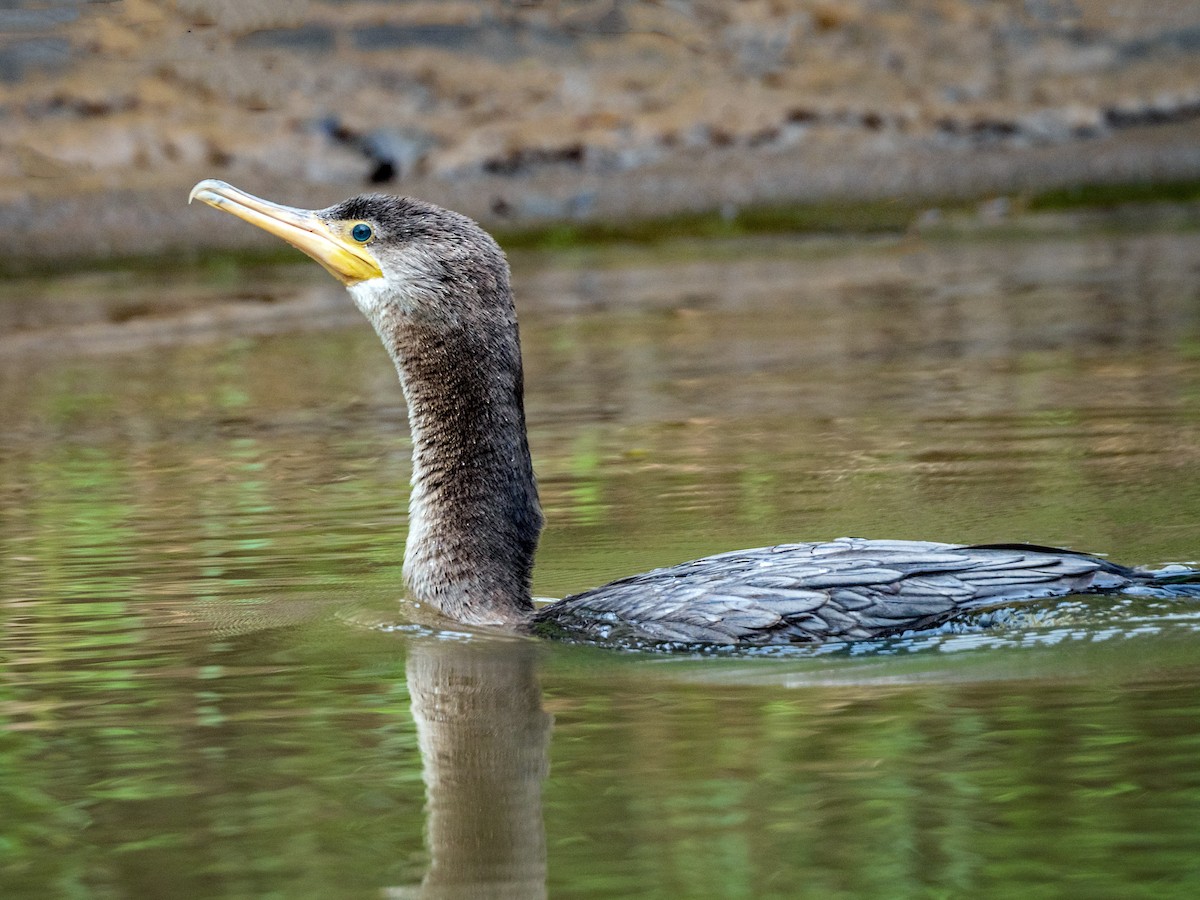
{"left": 347, "top": 276, "right": 392, "bottom": 322}
{"left": 346, "top": 250, "right": 447, "bottom": 325}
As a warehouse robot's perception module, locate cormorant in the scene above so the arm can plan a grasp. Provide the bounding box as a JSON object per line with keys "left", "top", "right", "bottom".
{"left": 189, "top": 180, "right": 1198, "bottom": 646}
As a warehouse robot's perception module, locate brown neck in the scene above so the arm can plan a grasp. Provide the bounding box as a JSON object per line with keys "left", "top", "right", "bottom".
{"left": 380, "top": 312, "right": 543, "bottom": 626}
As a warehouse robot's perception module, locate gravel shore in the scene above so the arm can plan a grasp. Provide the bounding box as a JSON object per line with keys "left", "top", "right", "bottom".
{"left": 4, "top": 1, "right": 1200, "bottom": 260}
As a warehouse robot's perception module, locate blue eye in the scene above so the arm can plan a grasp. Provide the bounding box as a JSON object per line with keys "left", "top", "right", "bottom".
{"left": 351, "top": 223, "right": 373, "bottom": 242}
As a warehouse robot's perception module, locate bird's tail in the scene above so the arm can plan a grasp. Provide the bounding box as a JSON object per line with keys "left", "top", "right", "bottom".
{"left": 1130, "top": 564, "right": 1200, "bottom": 599}
{"left": 967, "top": 543, "right": 1200, "bottom": 598}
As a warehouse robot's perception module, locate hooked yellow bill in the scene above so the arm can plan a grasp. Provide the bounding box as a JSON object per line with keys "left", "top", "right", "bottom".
{"left": 188, "top": 179, "right": 382, "bottom": 285}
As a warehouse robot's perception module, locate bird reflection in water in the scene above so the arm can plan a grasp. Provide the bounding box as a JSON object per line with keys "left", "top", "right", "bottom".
{"left": 389, "top": 638, "right": 551, "bottom": 899}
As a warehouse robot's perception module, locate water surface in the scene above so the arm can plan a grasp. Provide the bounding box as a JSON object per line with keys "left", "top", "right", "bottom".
{"left": 2, "top": 219, "right": 1200, "bottom": 897}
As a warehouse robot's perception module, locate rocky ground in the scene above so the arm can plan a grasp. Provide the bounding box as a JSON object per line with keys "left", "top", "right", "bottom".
{"left": 4, "top": 0, "right": 1200, "bottom": 261}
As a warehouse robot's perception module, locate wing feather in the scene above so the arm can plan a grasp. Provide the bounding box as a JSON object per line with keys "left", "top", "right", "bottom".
{"left": 536, "top": 538, "right": 1127, "bottom": 646}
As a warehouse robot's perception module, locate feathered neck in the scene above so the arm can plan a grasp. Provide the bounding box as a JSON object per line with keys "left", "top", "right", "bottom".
{"left": 349, "top": 274, "right": 543, "bottom": 626}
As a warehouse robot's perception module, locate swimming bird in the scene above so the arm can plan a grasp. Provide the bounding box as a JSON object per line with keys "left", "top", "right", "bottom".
{"left": 188, "top": 180, "right": 1198, "bottom": 646}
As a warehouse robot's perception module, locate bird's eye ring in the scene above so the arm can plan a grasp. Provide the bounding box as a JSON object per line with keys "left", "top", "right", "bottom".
{"left": 351, "top": 223, "right": 373, "bottom": 243}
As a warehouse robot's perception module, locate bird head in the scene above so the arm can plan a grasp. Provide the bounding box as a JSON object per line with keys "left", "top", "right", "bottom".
{"left": 188, "top": 180, "right": 513, "bottom": 329}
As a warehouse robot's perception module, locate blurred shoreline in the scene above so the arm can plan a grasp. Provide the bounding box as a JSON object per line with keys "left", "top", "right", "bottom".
{"left": 4, "top": 1, "right": 1200, "bottom": 261}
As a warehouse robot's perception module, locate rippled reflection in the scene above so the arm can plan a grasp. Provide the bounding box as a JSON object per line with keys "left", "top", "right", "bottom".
{"left": 401, "top": 637, "right": 549, "bottom": 899}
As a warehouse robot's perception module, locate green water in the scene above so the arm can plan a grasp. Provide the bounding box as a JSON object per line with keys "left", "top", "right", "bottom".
{"left": 2, "top": 222, "right": 1200, "bottom": 897}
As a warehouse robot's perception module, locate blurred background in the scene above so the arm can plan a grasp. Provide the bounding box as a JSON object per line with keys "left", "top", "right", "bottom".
{"left": 5, "top": 0, "right": 1200, "bottom": 257}
{"left": 5, "top": 4, "right": 1200, "bottom": 898}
